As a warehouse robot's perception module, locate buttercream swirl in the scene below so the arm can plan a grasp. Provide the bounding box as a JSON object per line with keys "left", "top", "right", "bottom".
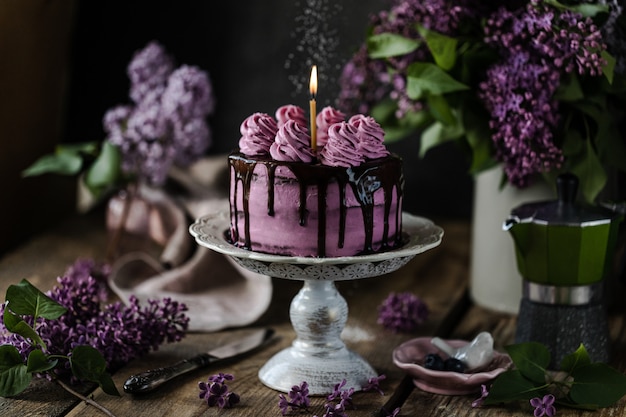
{"left": 238, "top": 112, "right": 279, "bottom": 156}
{"left": 318, "top": 122, "right": 365, "bottom": 167}
{"left": 275, "top": 105, "right": 308, "bottom": 129}
{"left": 316, "top": 106, "right": 346, "bottom": 147}
{"left": 349, "top": 114, "right": 389, "bottom": 160}
{"left": 269, "top": 119, "right": 315, "bottom": 163}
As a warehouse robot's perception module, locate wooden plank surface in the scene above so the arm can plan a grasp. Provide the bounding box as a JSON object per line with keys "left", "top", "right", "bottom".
{"left": 1, "top": 210, "right": 625, "bottom": 417}
{"left": 62, "top": 220, "right": 471, "bottom": 417}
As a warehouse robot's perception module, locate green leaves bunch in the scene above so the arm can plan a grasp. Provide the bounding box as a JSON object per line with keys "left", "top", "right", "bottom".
{"left": 22, "top": 141, "right": 124, "bottom": 200}
{"left": 486, "top": 342, "right": 626, "bottom": 410}
{"left": 0, "top": 279, "right": 119, "bottom": 398}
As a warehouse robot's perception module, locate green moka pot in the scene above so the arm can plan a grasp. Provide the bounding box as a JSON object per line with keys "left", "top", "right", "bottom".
{"left": 503, "top": 173, "right": 623, "bottom": 367}
{"left": 504, "top": 174, "right": 622, "bottom": 287}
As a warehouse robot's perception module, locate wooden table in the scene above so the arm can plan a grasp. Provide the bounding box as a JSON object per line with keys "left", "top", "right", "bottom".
{"left": 0, "top": 209, "right": 624, "bottom": 417}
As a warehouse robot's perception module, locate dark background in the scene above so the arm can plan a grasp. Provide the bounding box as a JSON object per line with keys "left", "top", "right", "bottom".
{"left": 0, "top": 0, "right": 473, "bottom": 255}
{"left": 64, "top": 0, "right": 474, "bottom": 218}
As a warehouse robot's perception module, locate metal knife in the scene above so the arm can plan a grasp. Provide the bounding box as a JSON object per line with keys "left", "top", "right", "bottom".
{"left": 123, "top": 327, "right": 275, "bottom": 394}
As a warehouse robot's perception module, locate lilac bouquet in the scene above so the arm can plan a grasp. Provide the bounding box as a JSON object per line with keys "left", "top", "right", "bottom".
{"left": 23, "top": 40, "right": 215, "bottom": 195}
{"left": 338, "top": 0, "right": 626, "bottom": 202}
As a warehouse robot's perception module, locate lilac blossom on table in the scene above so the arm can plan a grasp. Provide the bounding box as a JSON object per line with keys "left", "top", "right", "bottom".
{"left": 198, "top": 373, "right": 240, "bottom": 409}
{"left": 103, "top": 41, "right": 215, "bottom": 186}
{"left": 278, "top": 381, "right": 311, "bottom": 415}
{"left": 530, "top": 394, "right": 556, "bottom": 417}
{"left": 0, "top": 258, "right": 189, "bottom": 376}
{"left": 377, "top": 291, "right": 429, "bottom": 333}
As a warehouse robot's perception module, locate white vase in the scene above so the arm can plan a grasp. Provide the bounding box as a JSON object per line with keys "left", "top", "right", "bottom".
{"left": 469, "top": 166, "right": 553, "bottom": 314}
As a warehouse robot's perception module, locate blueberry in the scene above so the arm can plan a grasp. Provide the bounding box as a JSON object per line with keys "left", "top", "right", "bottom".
{"left": 444, "top": 357, "right": 465, "bottom": 373}
{"left": 423, "top": 353, "right": 445, "bottom": 371}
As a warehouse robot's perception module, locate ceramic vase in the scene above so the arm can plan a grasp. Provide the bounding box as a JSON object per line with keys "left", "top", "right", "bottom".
{"left": 469, "top": 165, "right": 553, "bottom": 314}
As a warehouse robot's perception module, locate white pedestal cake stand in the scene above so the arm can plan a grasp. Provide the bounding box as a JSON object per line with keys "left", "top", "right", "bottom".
{"left": 189, "top": 211, "right": 443, "bottom": 395}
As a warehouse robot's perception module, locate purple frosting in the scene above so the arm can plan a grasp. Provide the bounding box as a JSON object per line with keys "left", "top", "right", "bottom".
{"left": 318, "top": 122, "right": 365, "bottom": 167}
{"left": 349, "top": 114, "right": 389, "bottom": 159}
{"left": 316, "top": 106, "right": 346, "bottom": 147}
{"left": 275, "top": 105, "right": 308, "bottom": 129}
{"left": 238, "top": 112, "right": 279, "bottom": 156}
{"left": 269, "top": 119, "right": 315, "bottom": 162}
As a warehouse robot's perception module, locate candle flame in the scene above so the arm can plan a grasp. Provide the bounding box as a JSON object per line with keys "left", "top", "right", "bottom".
{"left": 309, "top": 65, "right": 317, "bottom": 99}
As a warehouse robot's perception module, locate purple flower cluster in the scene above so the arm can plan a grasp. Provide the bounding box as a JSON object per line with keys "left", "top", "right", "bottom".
{"left": 314, "top": 379, "right": 355, "bottom": 417}
{"left": 338, "top": 0, "right": 475, "bottom": 118}
{"left": 479, "top": 0, "right": 607, "bottom": 186}
{"left": 377, "top": 292, "right": 429, "bottom": 333}
{"left": 0, "top": 259, "right": 189, "bottom": 374}
{"left": 278, "top": 381, "right": 310, "bottom": 415}
{"left": 198, "top": 373, "right": 240, "bottom": 408}
{"left": 277, "top": 376, "right": 393, "bottom": 416}
{"left": 530, "top": 394, "right": 556, "bottom": 417}
{"left": 337, "top": 0, "right": 617, "bottom": 191}
{"left": 103, "top": 41, "right": 215, "bottom": 186}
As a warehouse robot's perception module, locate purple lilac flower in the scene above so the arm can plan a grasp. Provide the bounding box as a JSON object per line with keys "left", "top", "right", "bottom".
{"left": 103, "top": 41, "right": 215, "bottom": 186}
{"left": 363, "top": 374, "right": 387, "bottom": 395}
{"left": 471, "top": 384, "right": 489, "bottom": 407}
{"left": 199, "top": 373, "right": 240, "bottom": 408}
{"left": 127, "top": 41, "right": 175, "bottom": 104}
{"left": 383, "top": 407, "right": 401, "bottom": 417}
{"left": 63, "top": 258, "right": 111, "bottom": 301}
{"left": 530, "top": 394, "right": 556, "bottom": 417}
{"left": 278, "top": 381, "right": 310, "bottom": 415}
{"left": 327, "top": 379, "right": 355, "bottom": 409}
{"left": 0, "top": 259, "right": 189, "bottom": 375}
{"left": 479, "top": 1, "right": 607, "bottom": 187}
{"left": 337, "top": 0, "right": 474, "bottom": 118}
{"left": 377, "top": 292, "right": 429, "bottom": 333}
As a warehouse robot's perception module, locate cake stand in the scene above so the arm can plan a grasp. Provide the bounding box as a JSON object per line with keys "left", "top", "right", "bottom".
{"left": 189, "top": 211, "right": 443, "bottom": 395}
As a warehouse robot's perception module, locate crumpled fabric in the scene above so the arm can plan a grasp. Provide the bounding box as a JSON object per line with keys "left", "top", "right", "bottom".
{"left": 106, "top": 155, "right": 272, "bottom": 332}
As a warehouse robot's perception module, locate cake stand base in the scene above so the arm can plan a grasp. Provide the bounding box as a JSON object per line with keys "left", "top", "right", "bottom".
{"left": 259, "top": 346, "right": 376, "bottom": 396}
{"left": 258, "top": 279, "right": 376, "bottom": 395}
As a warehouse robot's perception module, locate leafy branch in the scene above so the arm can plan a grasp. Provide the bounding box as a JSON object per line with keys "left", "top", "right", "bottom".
{"left": 485, "top": 342, "right": 626, "bottom": 410}
{"left": 0, "top": 279, "right": 119, "bottom": 416}
{"left": 21, "top": 141, "right": 124, "bottom": 200}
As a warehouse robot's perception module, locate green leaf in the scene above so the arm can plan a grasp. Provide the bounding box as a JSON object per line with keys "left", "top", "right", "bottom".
{"left": 3, "top": 307, "right": 45, "bottom": 349}
{"left": 505, "top": 342, "right": 550, "bottom": 385}
{"left": 601, "top": 51, "right": 615, "bottom": 84}
{"left": 84, "top": 141, "right": 123, "bottom": 198}
{"left": 367, "top": 33, "right": 420, "bottom": 59}
{"left": 569, "top": 363, "right": 626, "bottom": 407}
{"left": 419, "top": 121, "right": 463, "bottom": 158}
{"left": 21, "top": 152, "right": 83, "bottom": 177}
{"left": 569, "top": 139, "right": 607, "bottom": 203}
{"left": 560, "top": 344, "right": 591, "bottom": 374}
{"left": 26, "top": 349, "right": 57, "bottom": 373}
{"left": 484, "top": 370, "right": 544, "bottom": 404}
{"left": 57, "top": 141, "right": 99, "bottom": 155}
{"left": 406, "top": 62, "right": 469, "bottom": 100}
{"left": 70, "top": 346, "right": 120, "bottom": 396}
{"left": 0, "top": 345, "right": 31, "bottom": 397}
{"left": 5, "top": 279, "right": 67, "bottom": 320}
{"left": 417, "top": 26, "right": 458, "bottom": 71}
{"left": 426, "top": 94, "right": 456, "bottom": 126}
{"left": 543, "top": 0, "right": 609, "bottom": 17}
{"left": 554, "top": 74, "right": 584, "bottom": 102}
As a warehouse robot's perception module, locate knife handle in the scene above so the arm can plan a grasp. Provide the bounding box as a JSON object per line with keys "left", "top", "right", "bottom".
{"left": 123, "top": 353, "right": 216, "bottom": 394}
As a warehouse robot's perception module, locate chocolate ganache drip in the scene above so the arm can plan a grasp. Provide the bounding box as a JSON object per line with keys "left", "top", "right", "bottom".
{"left": 229, "top": 152, "right": 403, "bottom": 257}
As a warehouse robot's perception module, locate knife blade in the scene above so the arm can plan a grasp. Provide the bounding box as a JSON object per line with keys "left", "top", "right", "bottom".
{"left": 123, "top": 327, "right": 275, "bottom": 394}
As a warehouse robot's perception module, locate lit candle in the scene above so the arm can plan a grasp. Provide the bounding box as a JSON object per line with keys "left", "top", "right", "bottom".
{"left": 309, "top": 65, "right": 318, "bottom": 153}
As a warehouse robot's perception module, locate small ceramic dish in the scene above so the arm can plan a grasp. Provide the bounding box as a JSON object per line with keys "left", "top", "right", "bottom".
{"left": 392, "top": 337, "right": 513, "bottom": 395}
